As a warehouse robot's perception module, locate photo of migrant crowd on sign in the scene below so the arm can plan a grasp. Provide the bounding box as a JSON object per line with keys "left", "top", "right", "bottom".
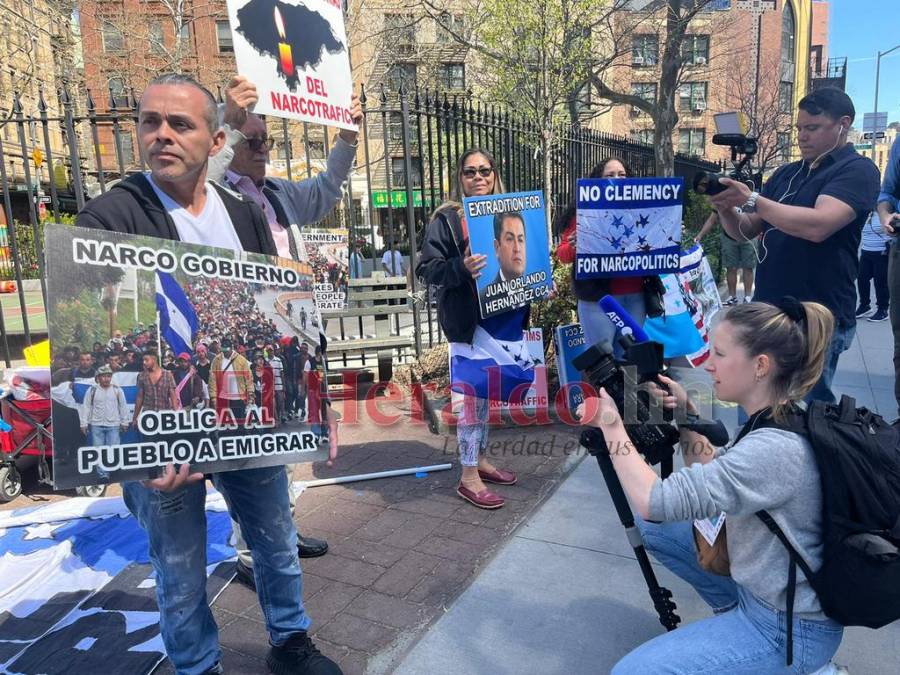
{"left": 464, "top": 190, "right": 553, "bottom": 319}
{"left": 45, "top": 224, "right": 328, "bottom": 489}
{"left": 301, "top": 228, "right": 349, "bottom": 310}
{"left": 575, "top": 177, "right": 684, "bottom": 279}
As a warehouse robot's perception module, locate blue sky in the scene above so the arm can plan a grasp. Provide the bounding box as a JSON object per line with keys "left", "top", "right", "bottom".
{"left": 829, "top": 0, "right": 900, "bottom": 127}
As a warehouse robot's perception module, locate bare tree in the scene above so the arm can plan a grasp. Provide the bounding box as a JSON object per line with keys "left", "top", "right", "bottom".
{"left": 724, "top": 53, "right": 793, "bottom": 175}
{"left": 590, "top": 0, "right": 740, "bottom": 176}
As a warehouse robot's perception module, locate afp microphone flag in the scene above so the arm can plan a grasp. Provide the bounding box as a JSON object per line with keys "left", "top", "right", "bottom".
{"left": 155, "top": 271, "right": 198, "bottom": 356}
{"left": 576, "top": 178, "right": 683, "bottom": 279}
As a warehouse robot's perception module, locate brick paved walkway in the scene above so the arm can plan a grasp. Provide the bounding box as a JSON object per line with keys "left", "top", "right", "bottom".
{"left": 156, "top": 397, "right": 582, "bottom": 675}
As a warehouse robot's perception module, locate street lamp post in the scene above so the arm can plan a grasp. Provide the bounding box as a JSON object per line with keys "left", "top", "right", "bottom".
{"left": 873, "top": 44, "right": 900, "bottom": 144}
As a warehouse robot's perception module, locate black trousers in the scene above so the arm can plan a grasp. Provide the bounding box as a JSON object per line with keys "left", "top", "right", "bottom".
{"left": 858, "top": 248, "right": 890, "bottom": 310}
{"left": 888, "top": 242, "right": 900, "bottom": 415}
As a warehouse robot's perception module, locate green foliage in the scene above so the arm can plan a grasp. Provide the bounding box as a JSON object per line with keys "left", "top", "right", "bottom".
{"left": 530, "top": 250, "right": 576, "bottom": 383}
{"left": 49, "top": 287, "right": 112, "bottom": 348}
{"left": 681, "top": 189, "right": 723, "bottom": 282}
{"left": 2, "top": 214, "right": 77, "bottom": 280}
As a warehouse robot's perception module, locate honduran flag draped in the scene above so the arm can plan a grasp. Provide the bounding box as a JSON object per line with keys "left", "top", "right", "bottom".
{"left": 643, "top": 244, "right": 721, "bottom": 367}
{"left": 155, "top": 271, "right": 198, "bottom": 356}
{"left": 449, "top": 311, "right": 536, "bottom": 402}
{"left": 63, "top": 372, "right": 141, "bottom": 443}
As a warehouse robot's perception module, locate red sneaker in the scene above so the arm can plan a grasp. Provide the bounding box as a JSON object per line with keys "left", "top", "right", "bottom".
{"left": 478, "top": 467, "right": 518, "bottom": 485}
{"left": 456, "top": 484, "right": 505, "bottom": 509}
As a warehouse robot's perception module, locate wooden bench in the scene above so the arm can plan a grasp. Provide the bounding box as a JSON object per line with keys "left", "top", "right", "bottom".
{"left": 321, "top": 273, "right": 418, "bottom": 382}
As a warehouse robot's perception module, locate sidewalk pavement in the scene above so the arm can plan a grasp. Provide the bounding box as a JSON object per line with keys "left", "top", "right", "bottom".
{"left": 394, "top": 317, "right": 899, "bottom": 675}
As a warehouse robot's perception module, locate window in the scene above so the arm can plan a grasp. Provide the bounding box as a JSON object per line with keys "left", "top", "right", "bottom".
{"left": 386, "top": 63, "right": 417, "bottom": 92}
{"left": 776, "top": 132, "right": 792, "bottom": 163}
{"left": 391, "top": 156, "right": 422, "bottom": 189}
{"left": 388, "top": 112, "right": 420, "bottom": 143}
{"left": 682, "top": 35, "right": 709, "bottom": 65}
{"left": 439, "top": 63, "right": 465, "bottom": 90}
{"left": 572, "top": 83, "right": 591, "bottom": 116}
{"left": 781, "top": 2, "right": 796, "bottom": 66}
{"left": 436, "top": 13, "right": 463, "bottom": 43}
{"left": 679, "top": 128, "right": 705, "bottom": 156}
{"left": 102, "top": 22, "right": 124, "bottom": 52}
{"left": 178, "top": 22, "right": 190, "bottom": 45}
{"left": 631, "top": 129, "right": 653, "bottom": 145}
{"left": 632, "top": 35, "right": 658, "bottom": 66}
{"left": 216, "top": 21, "right": 233, "bottom": 53}
{"left": 679, "top": 82, "right": 707, "bottom": 112}
{"left": 778, "top": 81, "right": 793, "bottom": 114}
{"left": 631, "top": 82, "right": 656, "bottom": 115}
{"left": 108, "top": 76, "right": 128, "bottom": 108}
{"left": 149, "top": 21, "right": 165, "bottom": 55}
{"left": 307, "top": 140, "right": 325, "bottom": 160}
{"left": 384, "top": 14, "right": 415, "bottom": 45}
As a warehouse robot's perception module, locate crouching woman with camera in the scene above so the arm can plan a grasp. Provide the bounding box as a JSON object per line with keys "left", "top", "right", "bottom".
{"left": 578, "top": 299, "right": 843, "bottom": 674}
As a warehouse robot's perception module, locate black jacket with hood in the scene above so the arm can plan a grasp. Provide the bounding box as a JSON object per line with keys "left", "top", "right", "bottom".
{"left": 75, "top": 173, "right": 277, "bottom": 256}
{"left": 417, "top": 205, "right": 529, "bottom": 344}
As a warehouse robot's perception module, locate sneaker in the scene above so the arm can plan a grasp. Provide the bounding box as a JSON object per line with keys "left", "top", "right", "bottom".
{"left": 266, "top": 632, "right": 342, "bottom": 675}
{"left": 855, "top": 304, "right": 872, "bottom": 318}
{"left": 869, "top": 308, "right": 889, "bottom": 322}
{"left": 724, "top": 296, "right": 738, "bottom": 306}
{"left": 743, "top": 295, "right": 752, "bottom": 303}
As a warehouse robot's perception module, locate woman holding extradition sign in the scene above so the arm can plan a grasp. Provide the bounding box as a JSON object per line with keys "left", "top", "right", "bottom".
{"left": 417, "top": 149, "right": 524, "bottom": 510}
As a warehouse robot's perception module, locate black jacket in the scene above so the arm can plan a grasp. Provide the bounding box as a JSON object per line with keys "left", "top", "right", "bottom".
{"left": 417, "top": 206, "right": 529, "bottom": 343}
{"left": 75, "top": 173, "right": 277, "bottom": 256}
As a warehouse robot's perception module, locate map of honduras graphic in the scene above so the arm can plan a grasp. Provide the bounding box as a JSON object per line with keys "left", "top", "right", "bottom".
{"left": 236, "top": 0, "right": 344, "bottom": 90}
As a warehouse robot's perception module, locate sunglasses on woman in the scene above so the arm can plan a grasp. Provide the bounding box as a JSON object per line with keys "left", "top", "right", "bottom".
{"left": 242, "top": 136, "right": 276, "bottom": 152}
{"left": 462, "top": 166, "right": 493, "bottom": 178}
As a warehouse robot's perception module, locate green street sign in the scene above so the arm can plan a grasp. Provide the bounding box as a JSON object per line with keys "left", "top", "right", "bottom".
{"left": 372, "top": 190, "right": 429, "bottom": 209}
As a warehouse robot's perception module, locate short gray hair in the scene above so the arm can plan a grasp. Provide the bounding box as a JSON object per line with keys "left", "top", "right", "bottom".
{"left": 140, "top": 73, "right": 219, "bottom": 134}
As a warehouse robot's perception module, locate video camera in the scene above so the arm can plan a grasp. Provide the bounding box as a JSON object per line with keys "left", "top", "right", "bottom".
{"left": 573, "top": 296, "right": 728, "bottom": 464}
{"left": 693, "top": 112, "right": 758, "bottom": 197}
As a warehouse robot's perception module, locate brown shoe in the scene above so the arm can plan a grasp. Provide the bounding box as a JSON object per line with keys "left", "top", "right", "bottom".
{"left": 456, "top": 484, "right": 505, "bottom": 509}
{"left": 478, "top": 467, "right": 517, "bottom": 485}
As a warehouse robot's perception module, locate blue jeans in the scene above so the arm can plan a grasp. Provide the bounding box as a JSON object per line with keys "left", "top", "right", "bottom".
{"left": 805, "top": 322, "right": 856, "bottom": 405}
{"left": 123, "top": 465, "right": 310, "bottom": 675}
{"left": 616, "top": 518, "right": 843, "bottom": 674}
{"left": 578, "top": 292, "right": 647, "bottom": 359}
{"left": 89, "top": 425, "right": 120, "bottom": 446}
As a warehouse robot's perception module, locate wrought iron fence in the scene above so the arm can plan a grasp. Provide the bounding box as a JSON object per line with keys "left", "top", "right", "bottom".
{"left": 0, "top": 83, "right": 721, "bottom": 366}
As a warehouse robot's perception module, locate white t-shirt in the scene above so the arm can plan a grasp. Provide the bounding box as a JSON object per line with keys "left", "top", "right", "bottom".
{"left": 382, "top": 250, "right": 404, "bottom": 275}
{"left": 221, "top": 358, "right": 241, "bottom": 400}
{"left": 146, "top": 175, "right": 244, "bottom": 251}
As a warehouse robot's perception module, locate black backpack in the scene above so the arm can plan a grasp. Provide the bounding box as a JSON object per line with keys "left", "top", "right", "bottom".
{"left": 736, "top": 396, "right": 900, "bottom": 665}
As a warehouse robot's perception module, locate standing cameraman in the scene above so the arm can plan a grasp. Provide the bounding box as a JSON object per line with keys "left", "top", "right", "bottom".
{"left": 708, "top": 87, "right": 880, "bottom": 403}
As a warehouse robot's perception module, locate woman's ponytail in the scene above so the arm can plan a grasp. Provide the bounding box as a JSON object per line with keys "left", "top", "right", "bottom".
{"left": 725, "top": 299, "right": 834, "bottom": 422}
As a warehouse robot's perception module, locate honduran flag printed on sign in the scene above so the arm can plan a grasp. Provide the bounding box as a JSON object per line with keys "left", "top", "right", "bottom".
{"left": 155, "top": 271, "right": 198, "bottom": 356}
{"left": 449, "top": 312, "right": 536, "bottom": 403}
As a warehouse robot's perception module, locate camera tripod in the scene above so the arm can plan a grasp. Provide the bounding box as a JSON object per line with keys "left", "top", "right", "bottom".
{"left": 582, "top": 427, "right": 681, "bottom": 632}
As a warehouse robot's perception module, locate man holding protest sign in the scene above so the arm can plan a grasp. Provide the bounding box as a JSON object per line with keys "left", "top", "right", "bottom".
{"left": 211, "top": 75, "right": 354, "bottom": 567}
{"left": 74, "top": 73, "right": 342, "bottom": 675}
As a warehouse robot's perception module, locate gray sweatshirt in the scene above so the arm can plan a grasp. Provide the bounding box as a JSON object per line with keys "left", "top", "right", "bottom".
{"left": 649, "top": 427, "right": 826, "bottom": 619}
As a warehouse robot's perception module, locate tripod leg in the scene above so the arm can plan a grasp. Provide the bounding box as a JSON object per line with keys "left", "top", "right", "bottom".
{"left": 589, "top": 445, "right": 681, "bottom": 631}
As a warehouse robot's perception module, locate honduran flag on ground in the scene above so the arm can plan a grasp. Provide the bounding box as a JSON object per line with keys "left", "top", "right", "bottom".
{"left": 449, "top": 309, "right": 536, "bottom": 403}
{"left": 155, "top": 271, "right": 198, "bottom": 356}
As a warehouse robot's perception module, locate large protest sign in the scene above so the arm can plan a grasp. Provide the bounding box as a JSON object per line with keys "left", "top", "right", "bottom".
{"left": 464, "top": 190, "right": 552, "bottom": 319}
{"left": 575, "top": 178, "right": 683, "bottom": 279}
{"left": 45, "top": 224, "right": 326, "bottom": 489}
{"left": 301, "top": 228, "right": 349, "bottom": 310}
{"left": 226, "top": 0, "right": 356, "bottom": 130}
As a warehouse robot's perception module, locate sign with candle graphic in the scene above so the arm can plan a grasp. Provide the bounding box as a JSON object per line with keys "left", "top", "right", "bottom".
{"left": 227, "top": 0, "right": 357, "bottom": 130}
